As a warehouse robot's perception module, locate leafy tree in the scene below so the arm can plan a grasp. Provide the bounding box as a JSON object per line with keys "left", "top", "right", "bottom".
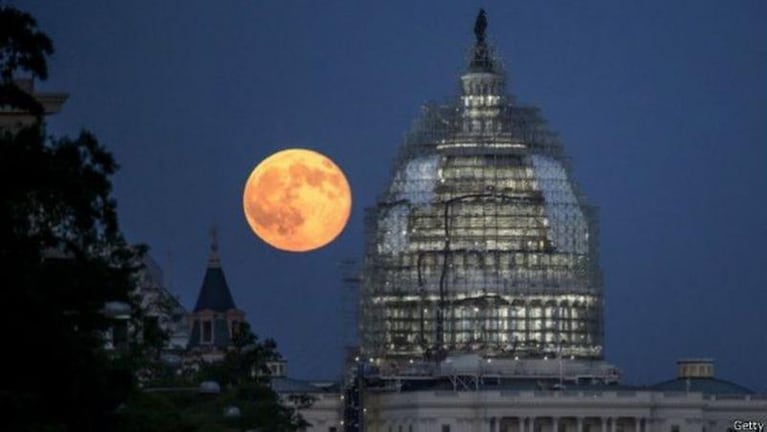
{"left": 1, "top": 6, "right": 314, "bottom": 431}
{"left": 197, "top": 322, "right": 279, "bottom": 387}
{"left": 115, "top": 323, "right": 312, "bottom": 432}
{"left": 1, "top": 111, "right": 141, "bottom": 430}
{"left": 192, "top": 323, "right": 312, "bottom": 431}
{"left": 0, "top": 5, "right": 52, "bottom": 114}
{"left": 0, "top": 5, "right": 141, "bottom": 431}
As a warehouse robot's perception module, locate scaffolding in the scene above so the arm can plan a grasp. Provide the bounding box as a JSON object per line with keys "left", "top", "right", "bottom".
{"left": 359, "top": 28, "right": 604, "bottom": 368}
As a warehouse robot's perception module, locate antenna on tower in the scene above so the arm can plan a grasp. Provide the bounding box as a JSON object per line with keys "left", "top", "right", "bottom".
{"left": 210, "top": 225, "right": 218, "bottom": 252}
{"left": 208, "top": 224, "right": 221, "bottom": 267}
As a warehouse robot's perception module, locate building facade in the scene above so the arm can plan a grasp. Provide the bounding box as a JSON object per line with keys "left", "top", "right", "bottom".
{"left": 360, "top": 358, "right": 766, "bottom": 432}
{"left": 366, "top": 390, "right": 766, "bottom": 432}
{"left": 135, "top": 254, "right": 190, "bottom": 360}
{"left": 350, "top": 10, "right": 766, "bottom": 432}
{"left": 270, "top": 360, "right": 345, "bottom": 432}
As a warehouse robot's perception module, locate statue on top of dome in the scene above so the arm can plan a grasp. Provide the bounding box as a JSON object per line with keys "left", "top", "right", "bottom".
{"left": 474, "top": 8, "right": 487, "bottom": 43}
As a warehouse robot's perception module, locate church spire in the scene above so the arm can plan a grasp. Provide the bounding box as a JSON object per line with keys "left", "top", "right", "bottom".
{"left": 188, "top": 227, "right": 246, "bottom": 358}
{"left": 193, "top": 227, "right": 237, "bottom": 312}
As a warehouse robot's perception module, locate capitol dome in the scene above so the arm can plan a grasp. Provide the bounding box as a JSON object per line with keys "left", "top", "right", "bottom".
{"left": 359, "top": 10, "right": 603, "bottom": 364}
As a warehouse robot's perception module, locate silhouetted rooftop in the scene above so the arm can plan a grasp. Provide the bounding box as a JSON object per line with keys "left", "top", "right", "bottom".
{"left": 193, "top": 265, "right": 236, "bottom": 312}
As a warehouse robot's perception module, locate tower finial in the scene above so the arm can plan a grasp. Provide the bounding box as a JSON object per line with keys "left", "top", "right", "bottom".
{"left": 208, "top": 225, "right": 220, "bottom": 267}
{"left": 474, "top": 8, "right": 487, "bottom": 43}
{"left": 210, "top": 225, "right": 218, "bottom": 253}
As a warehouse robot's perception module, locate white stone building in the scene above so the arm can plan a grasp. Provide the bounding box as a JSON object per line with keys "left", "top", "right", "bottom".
{"left": 269, "top": 360, "right": 344, "bottom": 432}
{"left": 361, "top": 357, "right": 766, "bottom": 432}
{"left": 342, "top": 10, "right": 767, "bottom": 432}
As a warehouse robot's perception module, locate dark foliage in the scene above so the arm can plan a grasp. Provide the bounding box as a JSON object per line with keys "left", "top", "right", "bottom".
{"left": 0, "top": 6, "right": 52, "bottom": 115}
{"left": 114, "top": 324, "right": 311, "bottom": 432}
{"left": 1, "top": 5, "right": 314, "bottom": 431}
{"left": 0, "top": 106, "right": 142, "bottom": 432}
{"left": 0, "top": 5, "right": 144, "bottom": 430}
{"left": 0, "top": 6, "right": 52, "bottom": 81}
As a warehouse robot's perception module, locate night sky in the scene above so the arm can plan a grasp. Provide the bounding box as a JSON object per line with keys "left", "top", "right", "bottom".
{"left": 17, "top": 1, "right": 767, "bottom": 390}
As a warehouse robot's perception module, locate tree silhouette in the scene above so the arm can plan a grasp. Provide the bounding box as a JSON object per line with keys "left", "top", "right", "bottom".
{"left": 0, "top": 5, "right": 140, "bottom": 431}
{"left": 0, "top": 6, "right": 53, "bottom": 114}
{"left": 1, "top": 6, "right": 314, "bottom": 431}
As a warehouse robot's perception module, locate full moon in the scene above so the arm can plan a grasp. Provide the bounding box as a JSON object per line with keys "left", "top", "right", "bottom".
{"left": 242, "top": 148, "right": 352, "bottom": 252}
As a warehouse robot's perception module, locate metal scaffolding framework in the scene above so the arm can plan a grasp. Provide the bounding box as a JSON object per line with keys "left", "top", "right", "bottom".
{"left": 359, "top": 22, "right": 604, "bottom": 368}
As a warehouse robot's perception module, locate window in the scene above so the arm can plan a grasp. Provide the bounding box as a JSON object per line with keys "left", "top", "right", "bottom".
{"left": 329, "top": 428, "right": 337, "bottom": 432}
{"left": 671, "top": 426, "right": 680, "bottom": 432}
{"left": 442, "top": 425, "right": 450, "bottom": 432}
{"left": 231, "top": 320, "right": 238, "bottom": 337}
{"left": 202, "top": 320, "right": 213, "bottom": 343}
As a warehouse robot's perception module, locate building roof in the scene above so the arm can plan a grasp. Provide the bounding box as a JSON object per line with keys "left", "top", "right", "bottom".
{"left": 651, "top": 377, "right": 753, "bottom": 395}
{"left": 193, "top": 229, "right": 237, "bottom": 312}
{"left": 271, "top": 377, "right": 338, "bottom": 394}
{"left": 394, "top": 376, "right": 640, "bottom": 393}
{"left": 193, "top": 266, "right": 236, "bottom": 312}
{"left": 375, "top": 375, "right": 757, "bottom": 397}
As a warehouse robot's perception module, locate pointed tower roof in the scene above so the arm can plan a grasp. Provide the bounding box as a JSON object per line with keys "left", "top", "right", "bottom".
{"left": 193, "top": 227, "right": 237, "bottom": 312}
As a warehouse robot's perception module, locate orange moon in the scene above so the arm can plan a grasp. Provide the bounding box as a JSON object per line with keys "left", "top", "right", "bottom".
{"left": 242, "top": 148, "right": 352, "bottom": 252}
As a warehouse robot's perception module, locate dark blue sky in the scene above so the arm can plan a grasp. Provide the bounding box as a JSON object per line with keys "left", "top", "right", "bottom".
{"left": 17, "top": 1, "right": 767, "bottom": 389}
